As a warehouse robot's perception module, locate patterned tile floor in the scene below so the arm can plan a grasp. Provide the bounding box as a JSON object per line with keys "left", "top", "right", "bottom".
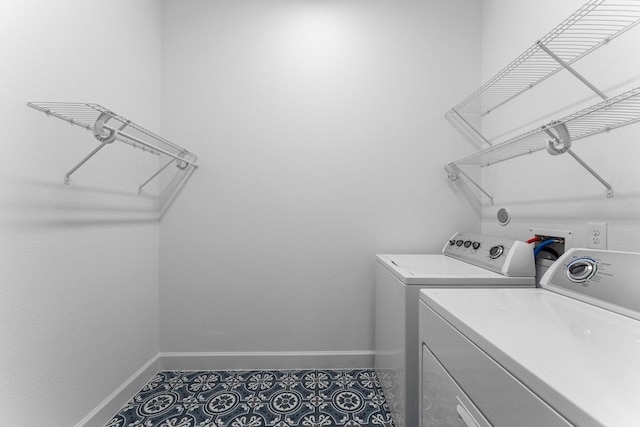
{"left": 105, "top": 369, "right": 395, "bottom": 427}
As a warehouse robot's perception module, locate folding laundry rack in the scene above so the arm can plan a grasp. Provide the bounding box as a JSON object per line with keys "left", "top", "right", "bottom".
{"left": 445, "top": 0, "right": 640, "bottom": 203}
{"left": 27, "top": 101, "right": 198, "bottom": 194}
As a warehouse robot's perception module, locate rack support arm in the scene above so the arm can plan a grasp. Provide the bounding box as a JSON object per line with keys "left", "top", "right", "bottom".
{"left": 537, "top": 42, "right": 608, "bottom": 100}
{"left": 544, "top": 122, "right": 613, "bottom": 198}
{"left": 138, "top": 158, "right": 177, "bottom": 195}
{"left": 566, "top": 149, "right": 614, "bottom": 198}
{"left": 64, "top": 142, "right": 108, "bottom": 185}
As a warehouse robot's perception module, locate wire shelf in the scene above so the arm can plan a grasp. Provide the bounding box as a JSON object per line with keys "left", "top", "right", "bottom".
{"left": 28, "top": 101, "right": 198, "bottom": 192}
{"left": 27, "top": 102, "right": 197, "bottom": 163}
{"left": 451, "top": 0, "right": 640, "bottom": 118}
{"left": 447, "top": 86, "right": 640, "bottom": 168}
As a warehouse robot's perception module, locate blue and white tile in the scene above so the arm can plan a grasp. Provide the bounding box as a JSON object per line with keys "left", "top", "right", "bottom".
{"left": 105, "top": 369, "right": 395, "bottom": 427}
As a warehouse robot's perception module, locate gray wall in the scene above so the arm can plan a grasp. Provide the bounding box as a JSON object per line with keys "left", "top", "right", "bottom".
{"left": 158, "top": 0, "right": 482, "bottom": 353}
{"left": 0, "top": 1, "right": 162, "bottom": 425}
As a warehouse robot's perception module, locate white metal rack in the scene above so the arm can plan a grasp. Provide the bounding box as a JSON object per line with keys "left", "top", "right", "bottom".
{"left": 27, "top": 102, "right": 198, "bottom": 193}
{"left": 445, "top": 0, "right": 640, "bottom": 202}
{"left": 446, "top": 87, "right": 640, "bottom": 197}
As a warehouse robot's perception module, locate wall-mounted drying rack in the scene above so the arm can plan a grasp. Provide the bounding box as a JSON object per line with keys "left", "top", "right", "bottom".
{"left": 444, "top": 0, "right": 640, "bottom": 202}
{"left": 445, "top": 86, "right": 640, "bottom": 199}
{"left": 27, "top": 102, "right": 198, "bottom": 194}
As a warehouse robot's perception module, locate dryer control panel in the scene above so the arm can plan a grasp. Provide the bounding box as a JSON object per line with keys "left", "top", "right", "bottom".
{"left": 443, "top": 232, "right": 535, "bottom": 277}
{"left": 541, "top": 248, "right": 640, "bottom": 321}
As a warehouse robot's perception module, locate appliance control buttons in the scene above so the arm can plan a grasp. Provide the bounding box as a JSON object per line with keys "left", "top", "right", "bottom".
{"left": 456, "top": 240, "right": 464, "bottom": 247}
{"left": 489, "top": 245, "right": 504, "bottom": 259}
{"left": 464, "top": 240, "right": 472, "bottom": 248}
{"left": 472, "top": 242, "right": 481, "bottom": 250}
{"left": 449, "top": 240, "right": 456, "bottom": 246}
{"left": 566, "top": 258, "right": 597, "bottom": 283}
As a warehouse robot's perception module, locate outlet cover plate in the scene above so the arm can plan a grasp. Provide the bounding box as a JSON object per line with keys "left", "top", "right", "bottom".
{"left": 587, "top": 222, "right": 607, "bottom": 249}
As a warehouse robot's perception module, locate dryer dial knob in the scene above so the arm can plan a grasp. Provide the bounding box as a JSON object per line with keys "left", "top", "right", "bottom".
{"left": 566, "top": 258, "right": 597, "bottom": 283}
{"left": 464, "top": 240, "right": 472, "bottom": 248}
{"left": 456, "top": 240, "right": 464, "bottom": 247}
{"left": 489, "top": 245, "right": 504, "bottom": 259}
{"left": 472, "top": 242, "right": 481, "bottom": 250}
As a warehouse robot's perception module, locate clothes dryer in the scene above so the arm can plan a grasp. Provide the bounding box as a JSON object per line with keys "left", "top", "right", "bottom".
{"left": 418, "top": 248, "right": 640, "bottom": 426}
{"left": 375, "top": 232, "right": 536, "bottom": 427}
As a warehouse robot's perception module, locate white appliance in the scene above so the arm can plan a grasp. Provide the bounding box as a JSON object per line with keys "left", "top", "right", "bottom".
{"left": 419, "top": 248, "right": 640, "bottom": 426}
{"left": 375, "top": 232, "right": 536, "bottom": 427}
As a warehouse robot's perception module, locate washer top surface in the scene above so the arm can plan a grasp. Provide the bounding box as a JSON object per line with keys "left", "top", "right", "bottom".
{"left": 420, "top": 287, "right": 640, "bottom": 427}
{"left": 377, "top": 254, "right": 534, "bottom": 286}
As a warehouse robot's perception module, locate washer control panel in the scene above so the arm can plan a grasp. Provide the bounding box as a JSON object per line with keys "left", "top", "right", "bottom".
{"left": 443, "top": 232, "right": 535, "bottom": 277}
{"left": 541, "top": 248, "right": 640, "bottom": 320}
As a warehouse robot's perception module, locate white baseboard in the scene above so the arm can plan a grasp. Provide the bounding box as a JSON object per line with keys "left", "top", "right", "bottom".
{"left": 77, "top": 350, "right": 374, "bottom": 426}
{"left": 159, "top": 350, "right": 375, "bottom": 371}
{"left": 75, "top": 354, "right": 161, "bottom": 427}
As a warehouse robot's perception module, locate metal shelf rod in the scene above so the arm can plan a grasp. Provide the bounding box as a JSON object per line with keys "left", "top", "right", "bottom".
{"left": 105, "top": 124, "right": 197, "bottom": 169}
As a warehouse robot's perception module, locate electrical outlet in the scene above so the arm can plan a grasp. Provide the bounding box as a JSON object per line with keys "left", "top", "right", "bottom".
{"left": 587, "top": 222, "right": 607, "bottom": 249}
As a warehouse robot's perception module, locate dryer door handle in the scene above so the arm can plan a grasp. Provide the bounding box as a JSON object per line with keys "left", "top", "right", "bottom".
{"left": 456, "top": 401, "right": 480, "bottom": 427}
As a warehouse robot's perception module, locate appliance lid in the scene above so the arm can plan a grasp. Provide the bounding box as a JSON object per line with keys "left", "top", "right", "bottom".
{"left": 376, "top": 254, "right": 534, "bottom": 285}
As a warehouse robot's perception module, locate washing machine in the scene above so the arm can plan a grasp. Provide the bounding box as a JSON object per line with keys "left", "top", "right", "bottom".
{"left": 418, "top": 248, "right": 640, "bottom": 426}
{"left": 375, "top": 232, "right": 536, "bottom": 427}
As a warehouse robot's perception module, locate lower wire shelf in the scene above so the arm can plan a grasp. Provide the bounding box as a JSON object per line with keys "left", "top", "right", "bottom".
{"left": 445, "top": 86, "right": 640, "bottom": 200}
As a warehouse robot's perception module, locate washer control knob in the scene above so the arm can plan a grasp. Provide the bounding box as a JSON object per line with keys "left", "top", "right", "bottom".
{"left": 456, "top": 240, "right": 464, "bottom": 247}
{"left": 463, "top": 240, "right": 472, "bottom": 248}
{"left": 472, "top": 242, "right": 481, "bottom": 250}
{"left": 449, "top": 240, "right": 456, "bottom": 246}
{"left": 489, "top": 245, "right": 504, "bottom": 259}
{"left": 566, "top": 258, "right": 597, "bottom": 283}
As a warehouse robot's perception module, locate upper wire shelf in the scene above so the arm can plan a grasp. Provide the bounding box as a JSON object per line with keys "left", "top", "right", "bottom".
{"left": 27, "top": 101, "right": 198, "bottom": 193}
{"left": 450, "top": 0, "right": 640, "bottom": 119}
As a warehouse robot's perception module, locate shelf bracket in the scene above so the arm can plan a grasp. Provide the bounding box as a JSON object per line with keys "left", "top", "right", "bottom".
{"left": 566, "top": 149, "right": 614, "bottom": 198}
{"left": 446, "top": 109, "right": 493, "bottom": 148}
{"left": 64, "top": 113, "right": 118, "bottom": 185}
{"left": 64, "top": 142, "right": 109, "bottom": 185}
{"left": 537, "top": 42, "right": 608, "bottom": 100}
{"left": 445, "top": 165, "right": 494, "bottom": 205}
{"left": 544, "top": 122, "right": 613, "bottom": 198}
